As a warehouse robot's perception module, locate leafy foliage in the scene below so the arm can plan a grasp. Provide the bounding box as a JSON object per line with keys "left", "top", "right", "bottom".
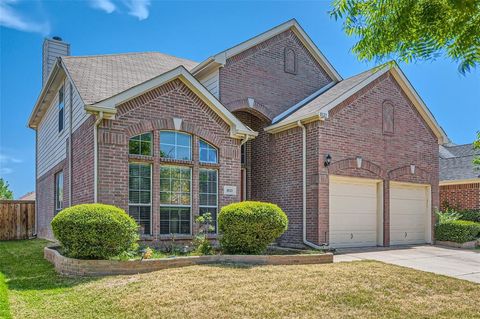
{"left": 0, "top": 178, "right": 13, "bottom": 200}
{"left": 473, "top": 131, "right": 480, "bottom": 168}
{"left": 435, "top": 208, "right": 461, "bottom": 225}
{"left": 51, "top": 204, "right": 139, "bottom": 259}
{"left": 331, "top": 0, "right": 480, "bottom": 74}
{"left": 458, "top": 209, "right": 480, "bottom": 223}
{"left": 218, "top": 201, "right": 288, "bottom": 254}
{"left": 435, "top": 220, "right": 480, "bottom": 243}
{"left": 193, "top": 212, "right": 214, "bottom": 255}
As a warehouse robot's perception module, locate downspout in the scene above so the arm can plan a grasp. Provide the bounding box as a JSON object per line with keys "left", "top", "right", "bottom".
{"left": 68, "top": 83, "right": 73, "bottom": 207}
{"left": 297, "top": 120, "right": 326, "bottom": 250}
{"left": 34, "top": 129, "right": 38, "bottom": 237}
{"left": 93, "top": 111, "right": 104, "bottom": 203}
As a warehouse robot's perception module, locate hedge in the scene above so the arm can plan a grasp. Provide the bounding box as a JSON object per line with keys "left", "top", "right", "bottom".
{"left": 458, "top": 210, "right": 480, "bottom": 223}
{"left": 51, "top": 204, "right": 139, "bottom": 259}
{"left": 218, "top": 201, "right": 288, "bottom": 254}
{"left": 435, "top": 220, "right": 480, "bottom": 243}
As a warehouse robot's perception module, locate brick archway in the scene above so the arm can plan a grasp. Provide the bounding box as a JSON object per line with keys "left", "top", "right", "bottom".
{"left": 388, "top": 165, "right": 432, "bottom": 183}
{"left": 225, "top": 99, "right": 272, "bottom": 122}
{"left": 328, "top": 157, "right": 386, "bottom": 179}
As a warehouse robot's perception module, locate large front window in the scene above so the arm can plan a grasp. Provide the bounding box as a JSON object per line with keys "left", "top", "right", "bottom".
{"left": 160, "top": 166, "right": 191, "bottom": 234}
{"left": 199, "top": 140, "right": 218, "bottom": 163}
{"left": 199, "top": 169, "right": 218, "bottom": 233}
{"left": 129, "top": 133, "right": 152, "bottom": 156}
{"left": 160, "top": 131, "right": 191, "bottom": 160}
{"left": 128, "top": 163, "right": 152, "bottom": 235}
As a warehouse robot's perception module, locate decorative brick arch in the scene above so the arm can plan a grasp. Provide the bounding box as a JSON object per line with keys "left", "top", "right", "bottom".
{"left": 388, "top": 165, "right": 432, "bottom": 183}
{"left": 225, "top": 98, "right": 272, "bottom": 122}
{"left": 125, "top": 118, "right": 223, "bottom": 148}
{"left": 328, "top": 158, "right": 386, "bottom": 179}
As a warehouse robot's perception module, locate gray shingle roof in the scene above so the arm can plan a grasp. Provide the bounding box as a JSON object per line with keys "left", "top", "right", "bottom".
{"left": 62, "top": 52, "right": 198, "bottom": 105}
{"left": 439, "top": 144, "right": 480, "bottom": 181}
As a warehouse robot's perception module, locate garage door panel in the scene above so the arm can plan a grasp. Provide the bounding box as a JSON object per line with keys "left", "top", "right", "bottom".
{"left": 329, "top": 176, "right": 380, "bottom": 248}
{"left": 390, "top": 182, "right": 430, "bottom": 245}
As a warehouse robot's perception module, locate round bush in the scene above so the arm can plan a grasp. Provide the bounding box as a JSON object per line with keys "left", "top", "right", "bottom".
{"left": 218, "top": 201, "right": 288, "bottom": 254}
{"left": 435, "top": 220, "right": 480, "bottom": 243}
{"left": 51, "top": 204, "right": 139, "bottom": 259}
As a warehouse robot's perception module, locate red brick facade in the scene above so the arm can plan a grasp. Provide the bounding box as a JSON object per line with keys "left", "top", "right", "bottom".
{"left": 440, "top": 183, "right": 480, "bottom": 210}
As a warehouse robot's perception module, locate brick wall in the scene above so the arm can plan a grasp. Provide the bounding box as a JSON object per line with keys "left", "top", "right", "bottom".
{"left": 97, "top": 79, "right": 241, "bottom": 239}
{"left": 219, "top": 29, "right": 332, "bottom": 121}
{"left": 440, "top": 183, "right": 480, "bottom": 210}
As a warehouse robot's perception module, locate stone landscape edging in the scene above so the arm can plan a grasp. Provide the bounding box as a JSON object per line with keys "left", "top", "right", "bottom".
{"left": 44, "top": 246, "right": 333, "bottom": 276}
{"left": 436, "top": 240, "right": 478, "bottom": 249}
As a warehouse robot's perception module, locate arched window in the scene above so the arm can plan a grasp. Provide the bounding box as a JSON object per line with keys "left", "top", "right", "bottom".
{"left": 129, "top": 133, "right": 152, "bottom": 156}
{"left": 383, "top": 101, "right": 394, "bottom": 134}
{"left": 160, "top": 131, "right": 192, "bottom": 160}
{"left": 284, "top": 47, "right": 296, "bottom": 74}
{"left": 199, "top": 139, "right": 218, "bottom": 163}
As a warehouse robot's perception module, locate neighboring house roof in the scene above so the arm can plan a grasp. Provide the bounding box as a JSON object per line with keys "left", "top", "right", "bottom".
{"left": 265, "top": 63, "right": 449, "bottom": 145}
{"left": 62, "top": 52, "right": 198, "bottom": 105}
{"left": 191, "top": 18, "right": 342, "bottom": 82}
{"left": 440, "top": 144, "right": 480, "bottom": 183}
{"left": 18, "top": 191, "right": 35, "bottom": 200}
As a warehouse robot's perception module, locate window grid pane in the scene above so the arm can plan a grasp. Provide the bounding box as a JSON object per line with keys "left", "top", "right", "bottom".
{"left": 199, "top": 169, "right": 218, "bottom": 233}
{"left": 129, "top": 206, "right": 151, "bottom": 235}
{"left": 199, "top": 140, "right": 218, "bottom": 163}
{"left": 160, "top": 207, "right": 191, "bottom": 235}
{"left": 129, "top": 133, "right": 152, "bottom": 156}
{"left": 129, "top": 163, "right": 151, "bottom": 234}
{"left": 160, "top": 131, "right": 192, "bottom": 160}
{"left": 160, "top": 166, "right": 191, "bottom": 206}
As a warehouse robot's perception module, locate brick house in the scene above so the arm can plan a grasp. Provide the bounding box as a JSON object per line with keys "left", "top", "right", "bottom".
{"left": 29, "top": 19, "right": 448, "bottom": 248}
{"left": 439, "top": 144, "right": 480, "bottom": 210}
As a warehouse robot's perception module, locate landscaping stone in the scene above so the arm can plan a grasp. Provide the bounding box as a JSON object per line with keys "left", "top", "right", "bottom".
{"left": 435, "top": 240, "right": 478, "bottom": 249}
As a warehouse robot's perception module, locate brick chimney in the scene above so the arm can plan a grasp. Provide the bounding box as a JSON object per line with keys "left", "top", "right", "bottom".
{"left": 42, "top": 36, "right": 70, "bottom": 86}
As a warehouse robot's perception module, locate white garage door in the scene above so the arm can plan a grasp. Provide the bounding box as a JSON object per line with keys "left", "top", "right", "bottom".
{"left": 390, "top": 182, "right": 431, "bottom": 245}
{"left": 329, "top": 176, "right": 382, "bottom": 248}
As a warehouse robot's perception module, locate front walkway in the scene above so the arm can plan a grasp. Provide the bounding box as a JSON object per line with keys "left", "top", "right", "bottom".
{"left": 334, "top": 245, "right": 480, "bottom": 283}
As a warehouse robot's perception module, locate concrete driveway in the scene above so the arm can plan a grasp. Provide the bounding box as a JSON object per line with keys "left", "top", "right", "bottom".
{"left": 334, "top": 245, "right": 480, "bottom": 283}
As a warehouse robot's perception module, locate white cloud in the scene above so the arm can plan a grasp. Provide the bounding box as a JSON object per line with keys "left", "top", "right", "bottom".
{"left": 124, "top": 0, "right": 150, "bottom": 20}
{"left": 0, "top": 154, "right": 22, "bottom": 164}
{"left": 0, "top": 167, "right": 13, "bottom": 175}
{"left": 90, "top": 0, "right": 116, "bottom": 14}
{"left": 0, "top": 0, "right": 50, "bottom": 35}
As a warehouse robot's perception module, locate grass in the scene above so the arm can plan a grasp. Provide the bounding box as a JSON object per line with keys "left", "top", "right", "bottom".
{"left": 1, "top": 240, "right": 479, "bottom": 319}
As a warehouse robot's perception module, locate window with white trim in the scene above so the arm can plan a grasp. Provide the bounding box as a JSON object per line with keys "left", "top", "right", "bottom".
{"left": 129, "top": 133, "right": 152, "bottom": 156}
{"left": 58, "top": 85, "right": 65, "bottom": 132}
{"left": 160, "top": 131, "right": 191, "bottom": 160}
{"left": 55, "top": 171, "right": 63, "bottom": 215}
{"left": 129, "top": 163, "right": 152, "bottom": 235}
{"left": 160, "top": 166, "right": 191, "bottom": 234}
{"left": 199, "top": 139, "right": 218, "bottom": 163}
{"left": 199, "top": 168, "right": 218, "bottom": 233}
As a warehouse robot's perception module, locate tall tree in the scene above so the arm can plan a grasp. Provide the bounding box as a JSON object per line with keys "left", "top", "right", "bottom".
{"left": 474, "top": 131, "right": 480, "bottom": 168}
{"left": 330, "top": 0, "right": 480, "bottom": 74}
{"left": 0, "top": 178, "right": 14, "bottom": 200}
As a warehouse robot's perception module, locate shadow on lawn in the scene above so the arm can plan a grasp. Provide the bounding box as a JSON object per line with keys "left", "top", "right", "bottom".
{"left": 0, "top": 239, "right": 98, "bottom": 292}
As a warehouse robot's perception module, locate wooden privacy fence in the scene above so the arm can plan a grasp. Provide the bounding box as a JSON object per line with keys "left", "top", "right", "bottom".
{"left": 0, "top": 200, "right": 35, "bottom": 240}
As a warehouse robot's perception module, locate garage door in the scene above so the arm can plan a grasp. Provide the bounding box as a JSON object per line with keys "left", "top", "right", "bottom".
{"left": 329, "top": 176, "right": 382, "bottom": 248}
{"left": 390, "top": 182, "right": 431, "bottom": 245}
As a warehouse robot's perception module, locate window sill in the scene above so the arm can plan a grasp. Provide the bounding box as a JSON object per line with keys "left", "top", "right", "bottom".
{"left": 160, "top": 158, "right": 194, "bottom": 166}
{"left": 199, "top": 162, "right": 220, "bottom": 169}
{"left": 129, "top": 154, "right": 154, "bottom": 162}
{"left": 158, "top": 234, "right": 194, "bottom": 240}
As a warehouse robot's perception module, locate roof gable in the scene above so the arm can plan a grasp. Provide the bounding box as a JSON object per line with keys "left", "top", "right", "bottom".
{"left": 89, "top": 66, "right": 257, "bottom": 139}
{"left": 191, "top": 19, "right": 342, "bottom": 82}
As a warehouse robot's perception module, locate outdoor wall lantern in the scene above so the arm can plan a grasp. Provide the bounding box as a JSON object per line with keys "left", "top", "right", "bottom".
{"left": 324, "top": 154, "right": 332, "bottom": 167}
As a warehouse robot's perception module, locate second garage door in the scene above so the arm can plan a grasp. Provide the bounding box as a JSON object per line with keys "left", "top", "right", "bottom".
{"left": 329, "top": 176, "right": 383, "bottom": 248}
{"left": 390, "top": 182, "right": 431, "bottom": 245}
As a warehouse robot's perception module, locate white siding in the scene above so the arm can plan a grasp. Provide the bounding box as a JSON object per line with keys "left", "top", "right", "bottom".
{"left": 199, "top": 69, "right": 219, "bottom": 98}
{"left": 37, "top": 80, "right": 88, "bottom": 178}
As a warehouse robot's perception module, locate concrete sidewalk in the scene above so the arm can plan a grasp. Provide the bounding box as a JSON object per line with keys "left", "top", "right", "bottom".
{"left": 334, "top": 245, "right": 480, "bottom": 283}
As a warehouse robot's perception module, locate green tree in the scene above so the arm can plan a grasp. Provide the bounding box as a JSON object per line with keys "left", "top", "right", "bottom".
{"left": 330, "top": 0, "right": 480, "bottom": 74}
{"left": 0, "top": 178, "right": 14, "bottom": 200}
{"left": 474, "top": 131, "right": 480, "bottom": 168}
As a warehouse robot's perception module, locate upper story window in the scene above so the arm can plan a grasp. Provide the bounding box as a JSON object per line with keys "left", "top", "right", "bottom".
{"left": 284, "top": 47, "right": 297, "bottom": 74}
{"left": 199, "top": 140, "right": 218, "bottom": 164}
{"left": 160, "top": 131, "right": 191, "bottom": 160}
{"left": 55, "top": 171, "right": 63, "bottom": 215}
{"left": 58, "top": 85, "right": 65, "bottom": 132}
{"left": 129, "top": 133, "right": 152, "bottom": 156}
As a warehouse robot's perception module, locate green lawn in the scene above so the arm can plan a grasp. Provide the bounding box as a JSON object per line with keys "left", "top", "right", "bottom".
{"left": 1, "top": 240, "right": 479, "bottom": 319}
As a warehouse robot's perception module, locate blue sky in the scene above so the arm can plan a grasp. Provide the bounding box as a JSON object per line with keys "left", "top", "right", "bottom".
{"left": 0, "top": 0, "right": 479, "bottom": 198}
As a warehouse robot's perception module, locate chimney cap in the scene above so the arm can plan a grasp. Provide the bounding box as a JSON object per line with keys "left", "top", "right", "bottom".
{"left": 52, "top": 36, "right": 63, "bottom": 41}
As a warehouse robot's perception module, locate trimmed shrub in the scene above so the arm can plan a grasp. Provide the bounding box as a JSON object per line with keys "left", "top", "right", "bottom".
{"left": 458, "top": 210, "right": 480, "bottom": 223}
{"left": 51, "top": 204, "right": 139, "bottom": 259}
{"left": 435, "top": 220, "right": 480, "bottom": 243}
{"left": 218, "top": 201, "right": 288, "bottom": 254}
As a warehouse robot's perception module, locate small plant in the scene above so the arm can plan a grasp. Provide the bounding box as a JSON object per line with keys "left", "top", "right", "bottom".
{"left": 193, "top": 213, "right": 214, "bottom": 255}
{"left": 142, "top": 247, "right": 153, "bottom": 260}
{"left": 435, "top": 208, "right": 461, "bottom": 225}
